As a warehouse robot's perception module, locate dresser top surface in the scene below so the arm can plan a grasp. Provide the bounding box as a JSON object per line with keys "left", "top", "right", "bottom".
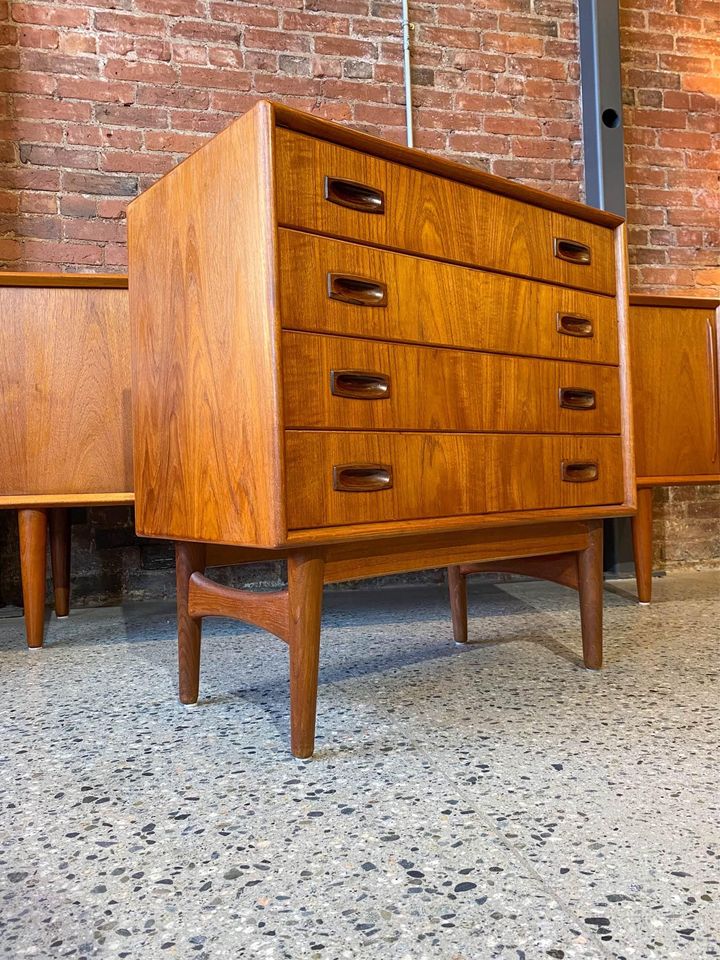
{"left": 0, "top": 271, "right": 127, "bottom": 289}
{"left": 629, "top": 293, "right": 720, "bottom": 309}
{"left": 272, "top": 101, "right": 623, "bottom": 230}
{"left": 131, "top": 99, "right": 623, "bottom": 231}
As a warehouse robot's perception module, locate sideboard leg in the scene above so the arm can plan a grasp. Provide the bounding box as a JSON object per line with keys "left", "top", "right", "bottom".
{"left": 287, "top": 550, "right": 325, "bottom": 759}
{"left": 447, "top": 565, "right": 468, "bottom": 644}
{"left": 577, "top": 522, "right": 603, "bottom": 670}
{"left": 631, "top": 486, "right": 654, "bottom": 604}
{"left": 176, "top": 541, "right": 207, "bottom": 705}
{"left": 49, "top": 508, "right": 71, "bottom": 618}
{"left": 18, "top": 508, "right": 48, "bottom": 649}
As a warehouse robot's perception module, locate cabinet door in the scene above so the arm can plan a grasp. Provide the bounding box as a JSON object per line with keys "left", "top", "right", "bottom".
{"left": 629, "top": 305, "right": 720, "bottom": 480}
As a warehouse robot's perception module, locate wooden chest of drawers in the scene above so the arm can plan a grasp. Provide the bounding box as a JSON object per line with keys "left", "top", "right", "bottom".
{"left": 628, "top": 294, "right": 720, "bottom": 601}
{"left": 128, "top": 101, "right": 634, "bottom": 756}
{"left": 0, "top": 273, "right": 132, "bottom": 647}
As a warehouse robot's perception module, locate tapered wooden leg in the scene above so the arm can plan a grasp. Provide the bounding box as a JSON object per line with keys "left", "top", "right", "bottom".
{"left": 176, "top": 541, "right": 207, "bottom": 704}
{"left": 49, "top": 508, "right": 71, "bottom": 618}
{"left": 287, "top": 550, "right": 325, "bottom": 759}
{"left": 18, "top": 509, "right": 48, "bottom": 649}
{"left": 447, "top": 565, "right": 468, "bottom": 644}
{"left": 631, "top": 486, "right": 654, "bottom": 604}
{"left": 577, "top": 522, "right": 603, "bottom": 670}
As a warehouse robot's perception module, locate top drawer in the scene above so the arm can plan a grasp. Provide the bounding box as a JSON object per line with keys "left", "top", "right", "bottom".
{"left": 275, "top": 128, "right": 617, "bottom": 296}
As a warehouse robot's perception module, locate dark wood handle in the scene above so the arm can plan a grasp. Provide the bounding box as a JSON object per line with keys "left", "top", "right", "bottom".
{"left": 561, "top": 460, "right": 599, "bottom": 483}
{"left": 554, "top": 237, "right": 592, "bottom": 265}
{"left": 557, "top": 312, "right": 594, "bottom": 338}
{"left": 331, "top": 369, "right": 391, "bottom": 400}
{"left": 324, "top": 176, "right": 385, "bottom": 214}
{"left": 333, "top": 464, "right": 393, "bottom": 492}
{"left": 327, "top": 273, "right": 388, "bottom": 307}
{"left": 559, "top": 387, "right": 596, "bottom": 410}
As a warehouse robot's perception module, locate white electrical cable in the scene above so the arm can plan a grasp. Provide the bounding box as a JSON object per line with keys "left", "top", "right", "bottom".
{"left": 401, "top": 0, "right": 414, "bottom": 147}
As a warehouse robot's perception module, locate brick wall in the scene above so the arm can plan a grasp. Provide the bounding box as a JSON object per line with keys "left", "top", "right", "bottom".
{"left": 0, "top": 0, "right": 717, "bottom": 605}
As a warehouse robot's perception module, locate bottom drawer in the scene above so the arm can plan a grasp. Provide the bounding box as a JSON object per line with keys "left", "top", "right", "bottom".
{"left": 285, "top": 432, "right": 625, "bottom": 529}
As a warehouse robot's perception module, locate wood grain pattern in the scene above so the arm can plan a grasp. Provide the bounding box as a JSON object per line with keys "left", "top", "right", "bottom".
{"left": 322, "top": 521, "right": 590, "bottom": 583}
{"left": 577, "top": 521, "right": 603, "bottom": 669}
{"left": 188, "top": 572, "right": 290, "bottom": 643}
{"left": 128, "top": 100, "right": 285, "bottom": 547}
{"left": 0, "top": 272, "right": 127, "bottom": 289}
{"left": 629, "top": 302, "right": 720, "bottom": 479}
{"left": 629, "top": 294, "right": 720, "bottom": 310}
{"left": 176, "top": 541, "right": 206, "bottom": 705}
{"left": 282, "top": 332, "right": 621, "bottom": 435}
{"left": 276, "top": 128, "right": 616, "bottom": 295}
{"left": 278, "top": 230, "right": 619, "bottom": 366}
{"left": 447, "top": 565, "right": 468, "bottom": 643}
{"left": 0, "top": 492, "right": 134, "bottom": 508}
{"left": 49, "top": 508, "right": 71, "bottom": 617}
{"left": 287, "top": 550, "right": 325, "bottom": 758}
{"left": 285, "top": 431, "right": 625, "bottom": 529}
{"left": 285, "top": 504, "right": 635, "bottom": 547}
{"left": 272, "top": 102, "right": 622, "bottom": 229}
{"left": 458, "top": 552, "right": 581, "bottom": 590}
{"left": 614, "top": 226, "right": 637, "bottom": 510}
{"left": 631, "top": 486, "right": 654, "bottom": 603}
{"left": 18, "top": 508, "right": 48, "bottom": 649}
{"left": 0, "top": 285, "right": 132, "bottom": 498}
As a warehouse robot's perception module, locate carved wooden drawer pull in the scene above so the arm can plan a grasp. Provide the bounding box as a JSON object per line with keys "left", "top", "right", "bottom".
{"left": 557, "top": 312, "right": 594, "bottom": 338}
{"left": 327, "top": 273, "right": 388, "bottom": 307}
{"left": 330, "top": 370, "right": 391, "bottom": 400}
{"left": 561, "top": 460, "right": 599, "bottom": 483}
{"left": 324, "top": 176, "right": 385, "bottom": 214}
{"left": 559, "top": 387, "right": 597, "bottom": 410}
{"left": 554, "top": 237, "right": 592, "bottom": 265}
{"left": 333, "top": 464, "right": 393, "bottom": 492}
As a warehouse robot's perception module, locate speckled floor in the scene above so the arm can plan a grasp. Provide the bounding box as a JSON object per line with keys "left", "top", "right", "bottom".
{"left": 0, "top": 569, "right": 719, "bottom": 960}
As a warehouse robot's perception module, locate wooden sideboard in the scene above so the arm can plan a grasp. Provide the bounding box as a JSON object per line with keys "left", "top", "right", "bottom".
{"left": 628, "top": 294, "right": 720, "bottom": 602}
{"left": 0, "top": 273, "right": 132, "bottom": 646}
{"left": 128, "top": 100, "right": 634, "bottom": 757}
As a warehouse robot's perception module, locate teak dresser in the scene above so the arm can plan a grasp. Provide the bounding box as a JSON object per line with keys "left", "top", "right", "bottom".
{"left": 0, "top": 273, "right": 132, "bottom": 647}
{"left": 628, "top": 293, "right": 720, "bottom": 602}
{"left": 128, "top": 101, "right": 635, "bottom": 757}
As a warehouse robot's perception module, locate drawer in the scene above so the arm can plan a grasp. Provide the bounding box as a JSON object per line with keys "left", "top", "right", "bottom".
{"left": 285, "top": 432, "right": 625, "bottom": 529}
{"left": 278, "top": 230, "right": 619, "bottom": 365}
{"left": 275, "top": 129, "right": 617, "bottom": 295}
{"left": 282, "top": 333, "right": 622, "bottom": 435}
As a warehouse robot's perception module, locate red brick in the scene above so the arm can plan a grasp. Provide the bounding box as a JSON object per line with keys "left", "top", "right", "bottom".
{"left": 18, "top": 25, "right": 59, "bottom": 48}
{"left": 11, "top": 3, "right": 89, "bottom": 27}
{"left": 135, "top": 0, "right": 205, "bottom": 16}
{"left": 94, "top": 12, "right": 166, "bottom": 37}
{"left": 210, "top": 3, "right": 279, "bottom": 27}
{"left": 105, "top": 59, "right": 177, "bottom": 84}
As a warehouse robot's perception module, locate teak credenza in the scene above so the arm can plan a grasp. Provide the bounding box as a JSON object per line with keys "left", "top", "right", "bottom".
{"left": 128, "top": 101, "right": 635, "bottom": 757}
{"left": 628, "top": 294, "right": 720, "bottom": 602}
{"left": 0, "top": 273, "right": 132, "bottom": 647}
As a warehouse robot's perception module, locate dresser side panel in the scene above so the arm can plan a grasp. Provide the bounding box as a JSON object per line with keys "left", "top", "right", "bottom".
{"left": 0, "top": 285, "right": 132, "bottom": 500}
{"left": 629, "top": 302, "right": 720, "bottom": 481}
{"left": 128, "top": 104, "right": 284, "bottom": 546}
{"left": 613, "top": 224, "right": 636, "bottom": 508}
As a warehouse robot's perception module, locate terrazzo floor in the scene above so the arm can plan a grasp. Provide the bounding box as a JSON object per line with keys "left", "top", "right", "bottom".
{"left": 1, "top": 569, "right": 719, "bottom": 960}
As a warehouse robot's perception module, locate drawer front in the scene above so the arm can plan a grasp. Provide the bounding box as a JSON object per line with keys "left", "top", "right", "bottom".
{"left": 285, "top": 432, "right": 625, "bottom": 529}
{"left": 276, "top": 129, "right": 617, "bottom": 295}
{"left": 283, "top": 333, "right": 621, "bottom": 435}
{"left": 278, "top": 230, "right": 619, "bottom": 365}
